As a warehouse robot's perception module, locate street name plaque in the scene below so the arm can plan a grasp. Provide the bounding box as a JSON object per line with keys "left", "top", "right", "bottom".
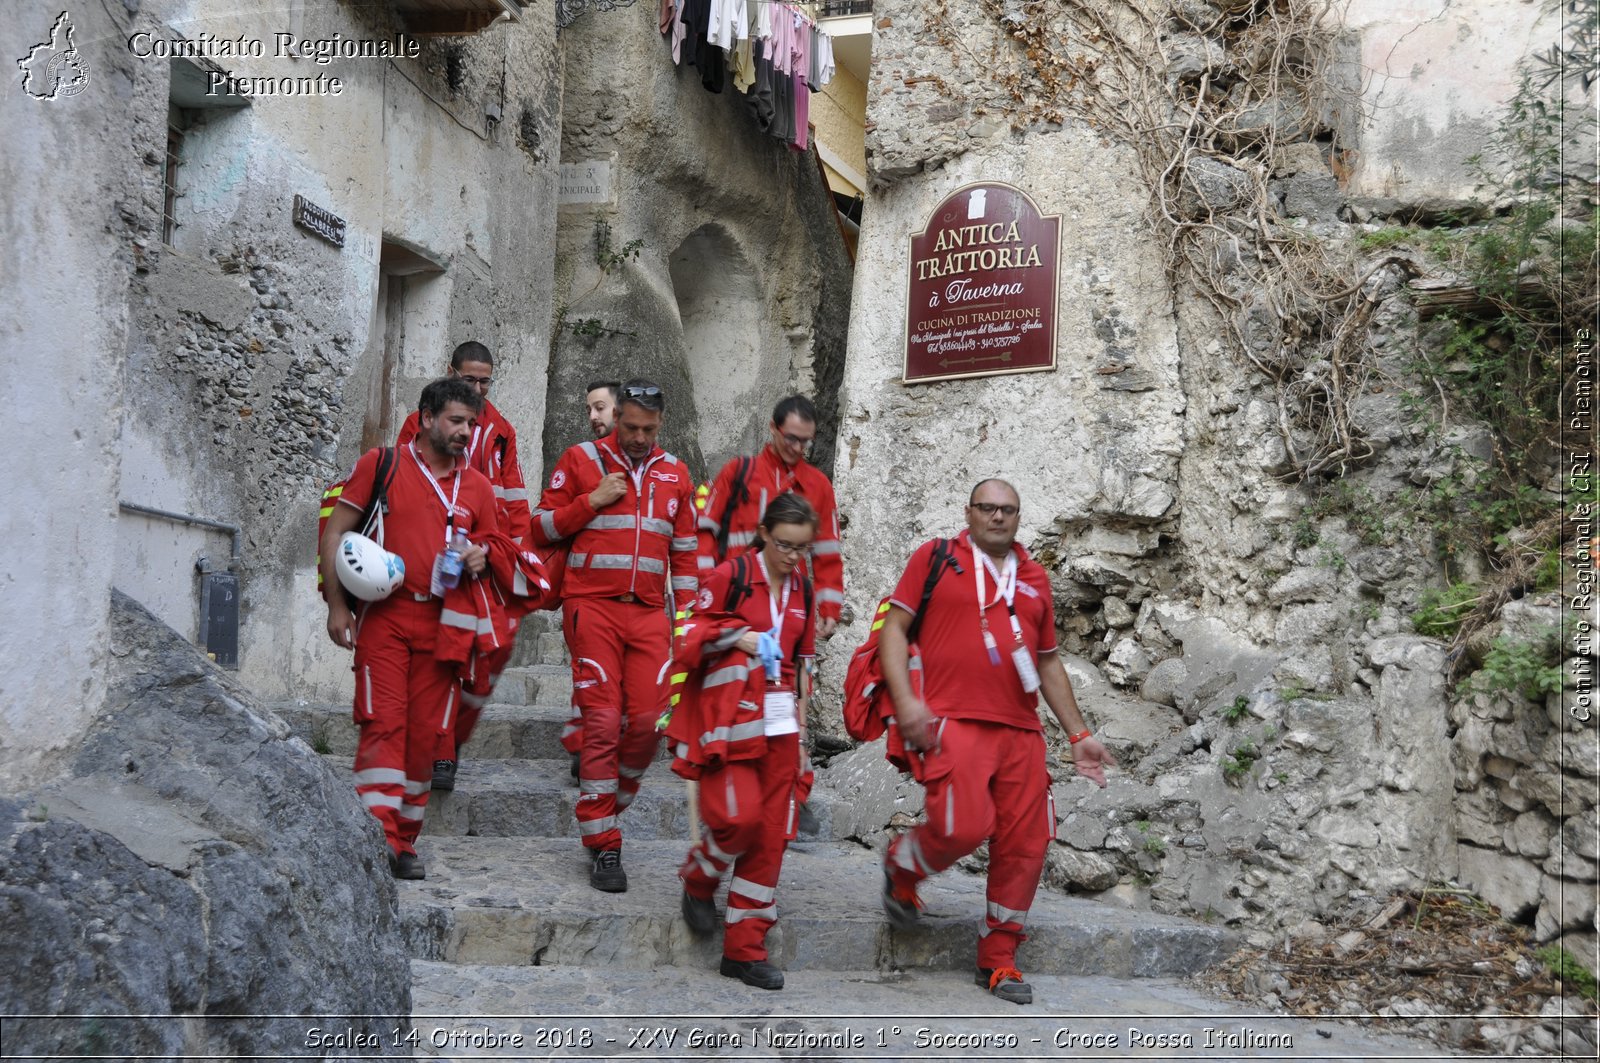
{"left": 903, "top": 182, "right": 1061, "bottom": 384}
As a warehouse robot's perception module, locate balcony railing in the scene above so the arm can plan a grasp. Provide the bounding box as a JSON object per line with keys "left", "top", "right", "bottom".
{"left": 819, "top": 1, "right": 873, "bottom": 17}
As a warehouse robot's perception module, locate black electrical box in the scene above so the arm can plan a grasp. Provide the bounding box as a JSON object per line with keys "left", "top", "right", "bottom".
{"left": 200, "top": 571, "right": 240, "bottom": 669}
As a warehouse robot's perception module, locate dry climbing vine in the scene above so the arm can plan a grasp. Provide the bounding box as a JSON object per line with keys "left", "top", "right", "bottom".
{"left": 928, "top": 0, "right": 1393, "bottom": 480}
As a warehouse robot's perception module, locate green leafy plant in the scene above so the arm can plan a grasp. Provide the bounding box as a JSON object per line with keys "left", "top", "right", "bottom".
{"left": 1224, "top": 695, "right": 1249, "bottom": 724}
{"left": 1535, "top": 945, "right": 1600, "bottom": 1002}
{"left": 1222, "top": 737, "right": 1260, "bottom": 784}
{"left": 1134, "top": 820, "right": 1167, "bottom": 857}
{"left": 1412, "top": 582, "right": 1482, "bottom": 637}
{"left": 1356, "top": 226, "right": 1415, "bottom": 252}
{"left": 1465, "top": 633, "right": 1565, "bottom": 701}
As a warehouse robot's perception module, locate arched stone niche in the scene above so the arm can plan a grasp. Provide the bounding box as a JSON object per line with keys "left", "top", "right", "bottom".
{"left": 668, "top": 223, "right": 779, "bottom": 473}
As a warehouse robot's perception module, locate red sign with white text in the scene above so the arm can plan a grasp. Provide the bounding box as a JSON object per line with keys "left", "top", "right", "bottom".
{"left": 903, "top": 183, "right": 1061, "bottom": 384}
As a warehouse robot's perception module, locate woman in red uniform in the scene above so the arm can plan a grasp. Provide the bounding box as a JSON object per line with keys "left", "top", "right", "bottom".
{"left": 667, "top": 493, "right": 818, "bottom": 990}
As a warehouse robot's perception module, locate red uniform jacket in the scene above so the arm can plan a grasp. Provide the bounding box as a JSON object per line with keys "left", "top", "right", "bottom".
{"left": 435, "top": 530, "right": 555, "bottom": 669}
{"left": 664, "top": 604, "right": 767, "bottom": 779}
{"left": 399, "top": 398, "right": 531, "bottom": 544}
{"left": 531, "top": 434, "right": 699, "bottom": 610}
{"left": 695, "top": 445, "right": 844, "bottom": 621}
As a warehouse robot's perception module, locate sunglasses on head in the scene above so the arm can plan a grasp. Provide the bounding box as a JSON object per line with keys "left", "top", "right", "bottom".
{"left": 621, "top": 384, "right": 664, "bottom": 408}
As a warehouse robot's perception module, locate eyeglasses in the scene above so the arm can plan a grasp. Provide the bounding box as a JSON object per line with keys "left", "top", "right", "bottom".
{"left": 770, "top": 538, "right": 811, "bottom": 556}
{"left": 455, "top": 373, "right": 493, "bottom": 388}
{"left": 621, "top": 384, "right": 664, "bottom": 408}
{"left": 970, "top": 502, "right": 1019, "bottom": 517}
{"left": 779, "top": 433, "right": 815, "bottom": 452}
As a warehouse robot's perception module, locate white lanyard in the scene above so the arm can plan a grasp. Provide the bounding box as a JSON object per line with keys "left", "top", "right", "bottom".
{"left": 410, "top": 441, "right": 464, "bottom": 546}
{"left": 971, "top": 541, "right": 1021, "bottom": 664}
{"left": 754, "top": 551, "right": 792, "bottom": 634}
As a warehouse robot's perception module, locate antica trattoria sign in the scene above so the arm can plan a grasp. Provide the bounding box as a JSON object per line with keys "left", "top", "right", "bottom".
{"left": 903, "top": 182, "right": 1061, "bottom": 384}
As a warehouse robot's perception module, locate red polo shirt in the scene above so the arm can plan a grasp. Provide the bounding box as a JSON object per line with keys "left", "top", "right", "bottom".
{"left": 339, "top": 444, "right": 498, "bottom": 599}
{"left": 888, "top": 530, "right": 1057, "bottom": 730}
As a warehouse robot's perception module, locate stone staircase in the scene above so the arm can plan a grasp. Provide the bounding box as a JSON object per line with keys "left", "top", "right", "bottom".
{"left": 276, "top": 615, "right": 1437, "bottom": 1060}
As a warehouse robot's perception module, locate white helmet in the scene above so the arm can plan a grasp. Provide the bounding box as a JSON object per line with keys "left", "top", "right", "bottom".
{"left": 336, "top": 532, "right": 405, "bottom": 601}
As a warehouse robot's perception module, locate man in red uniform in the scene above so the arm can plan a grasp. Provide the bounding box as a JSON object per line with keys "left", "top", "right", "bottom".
{"left": 877, "top": 479, "right": 1114, "bottom": 1004}
{"left": 531, "top": 379, "right": 700, "bottom": 891}
{"left": 557, "top": 379, "right": 625, "bottom": 776}
{"left": 321, "top": 377, "right": 498, "bottom": 880}
{"left": 396, "top": 342, "right": 531, "bottom": 794}
{"left": 696, "top": 395, "right": 844, "bottom": 638}
{"left": 586, "top": 379, "right": 620, "bottom": 439}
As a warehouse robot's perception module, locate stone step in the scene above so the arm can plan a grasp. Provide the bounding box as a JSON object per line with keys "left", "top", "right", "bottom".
{"left": 397, "top": 837, "right": 1237, "bottom": 979}
{"left": 494, "top": 664, "right": 573, "bottom": 707}
{"left": 328, "top": 757, "right": 850, "bottom": 843}
{"left": 408, "top": 961, "right": 1431, "bottom": 1061}
{"left": 273, "top": 701, "right": 573, "bottom": 760}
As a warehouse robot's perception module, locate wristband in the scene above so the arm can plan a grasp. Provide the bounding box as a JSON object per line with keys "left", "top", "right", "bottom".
{"left": 1067, "top": 730, "right": 1092, "bottom": 745}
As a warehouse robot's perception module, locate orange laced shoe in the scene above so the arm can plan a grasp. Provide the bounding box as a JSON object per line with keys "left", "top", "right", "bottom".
{"left": 976, "top": 965, "right": 1034, "bottom": 1005}
{"left": 881, "top": 862, "right": 924, "bottom": 930}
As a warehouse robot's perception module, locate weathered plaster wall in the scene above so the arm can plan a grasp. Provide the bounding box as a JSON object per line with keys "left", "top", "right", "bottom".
{"left": 1341, "top": 0, "right": 1567, "bottom": 205}
{"left": 1, "top": 2, "right": 135, "bottom": 790}
{"left": 543, "top": 6, "right": 853, "bottom": 480}
{"left": 108, "top": 0, "right": 560, "bottom": 702}
{"left": 814, "top": 66, "right": 868, "bottom": 192}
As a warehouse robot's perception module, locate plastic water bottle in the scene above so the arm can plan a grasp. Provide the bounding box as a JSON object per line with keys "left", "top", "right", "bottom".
{"left": 439, "top": 531, "right": 466, "bottom": 590}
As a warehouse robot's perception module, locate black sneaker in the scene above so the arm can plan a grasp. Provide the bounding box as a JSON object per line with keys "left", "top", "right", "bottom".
{"left": 682, "top": 888, "right": 717, "bottom": 936}
{"left": 975, "top": 966, "right": 1033, "bottom": 1005}
{"left": 881, "top": 860, "right": 923, "bottom": 930}
{"left": 590, "top": 847, "right": 627, "bottom": 892}
{"left": 388, "top": 850, "right": 426, "bottom": 880}
{"left": 719, "top": 956, "right": 784, "bottom": 990}
{"left": 431, "top": 759, "right": 457, "bottom": 792}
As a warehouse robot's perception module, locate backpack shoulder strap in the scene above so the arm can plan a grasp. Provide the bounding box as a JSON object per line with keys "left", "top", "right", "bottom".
{"left": 715, "top": 456, "right": 754, "bottom": 558}
{"left": 905, "top": 537, "right": 959, "bottom": 644}
{"left": 724, "top": 554, "right": 753, "bottom": 613}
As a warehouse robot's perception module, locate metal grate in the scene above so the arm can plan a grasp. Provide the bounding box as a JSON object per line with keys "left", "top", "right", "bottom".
{"left": 819, "top": 0, "right": 873, "bottom": 16}
{"left": 161, "top": 123, "right": 183, "bottom": 244}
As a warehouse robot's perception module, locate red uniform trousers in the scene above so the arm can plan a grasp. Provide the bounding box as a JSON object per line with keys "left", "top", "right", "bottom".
{"left": 885, "top": 718, "right": 1055, "bottom": 969}
{"left": 436, "top": 636, "right": 516, "bottom": 761}
{"left": 351, "top": 596, "right": 461, "bottom": 856}
{"left": 680, "top": 733, "right": 801, "bottom": 962}
{"left": 563, "top": 596, "right": 669, "bottom": 850}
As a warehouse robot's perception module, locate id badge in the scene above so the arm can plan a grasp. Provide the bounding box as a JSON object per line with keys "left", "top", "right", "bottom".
{"left": 429, "top": 552, "right": 447, "bottom": 597}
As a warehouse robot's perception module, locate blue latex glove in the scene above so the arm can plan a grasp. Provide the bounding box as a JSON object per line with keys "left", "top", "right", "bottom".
{"left": 757, "top": 628, "right": 783, "bottom": 680}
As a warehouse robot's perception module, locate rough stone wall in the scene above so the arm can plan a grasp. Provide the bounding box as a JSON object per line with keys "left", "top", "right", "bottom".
{"left": 105, "top": 0, "right": 560, "bottom": 703}
{"left": 829, "top": 0, "right": 1591, "bottom": 950}
{"left": 541, "top": 6, "right": 853, "bottom": 481}
{"left": 0, "top": 1, "right": 135, "bottom": 790}
{"left": 0, "top": 594, "right": 409, "bottom": 1058}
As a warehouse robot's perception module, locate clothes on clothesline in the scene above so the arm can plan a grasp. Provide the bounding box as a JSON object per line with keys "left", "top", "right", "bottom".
{"left": 661, "top": 0, "right": 836, "bottom": 151}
